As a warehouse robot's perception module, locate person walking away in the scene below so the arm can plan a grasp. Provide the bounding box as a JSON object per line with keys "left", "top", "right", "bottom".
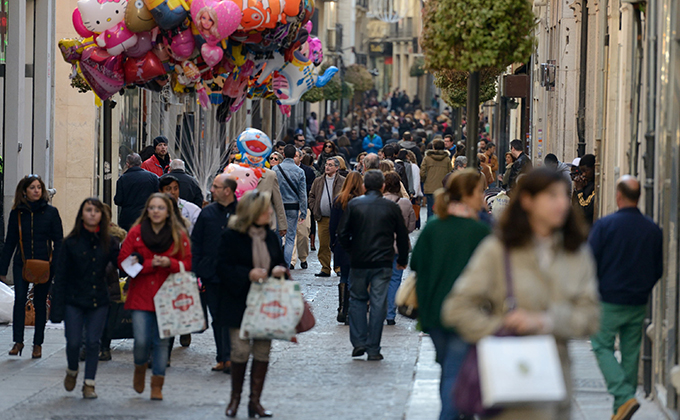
{"left": 273, "top": 145, "right": 307, "bottom": 267}
{"left": 339, "top": 170, "right": 410, "bottom": 360}
{"left": 114, "top": 153, "right": 160, "bottom": 231}
{"left": 192, "top": 175, "right": 238, "bottom": 373}
{"left": 420, "top": 139, "right": 453, "bottom": 220}
{"left": 382, "top": 172, "right": 416, "bottom": 325}
{"left": 544, "top": 153, "right": 573, "bottom": 196}
{"left": 573, "top": 153, "right": 596, "bottom": 225}
{"left": 168, "top": 159, "right": 204, "bottom": 207}
{"left": 505, "top": 139, "right": 532, "bottom": 191}
{"left": 0, "top": 175, "right": 63, "bottom": 359}
{"left": 50, "top": 198, "right": 120, "bottom": 399}
{"left": 142, "top": 136, "right": 172, "bottom": 176}
{"left": 329, "top": 171, "right": 365, "bottom": 324}
{"left": 363, "top": 126, "right": 383, "bottom": 154}
{"left": 309, "top": 157, "right": 346, "bottom": 277}
{"left": 589, "top": 176, "right": 662, "bottom": 420}
{"left": 398, "top": 132, "right": 423, "bottom": 166}
{"left": 118, "top": 193, "right": 192, "bottom": 400}
{"left": 441, "top": 168, "right": 600, "bottom": 420}
{"left": 291, "top": 149, "right": 315, "bottom": 269}
{"left": 160, "top": 175, "right": 201, "bottom": 235}
{"left": 410, "top": 169, "right": 490, "bottom": 420}
{"left": 218, "top": 191, "right": 286, "bottom": 418}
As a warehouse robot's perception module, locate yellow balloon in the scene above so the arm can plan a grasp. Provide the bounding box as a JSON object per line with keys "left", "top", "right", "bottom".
{"left": 125, "top": 0, "right": 158, "bottom": 33}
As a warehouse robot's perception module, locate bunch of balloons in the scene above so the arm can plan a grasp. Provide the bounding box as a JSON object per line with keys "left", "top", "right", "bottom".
{"left": 59, "top": 0, "right": 338, "bottom": 121}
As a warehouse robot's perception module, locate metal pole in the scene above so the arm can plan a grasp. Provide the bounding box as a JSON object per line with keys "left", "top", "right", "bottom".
{"left": 466, "top": 71, "right": 480, "bottom": 169}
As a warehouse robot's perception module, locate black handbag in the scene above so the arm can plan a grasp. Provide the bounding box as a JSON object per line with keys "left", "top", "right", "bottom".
{"left": 107, "top": 301, "right": 134, "bottom": 340}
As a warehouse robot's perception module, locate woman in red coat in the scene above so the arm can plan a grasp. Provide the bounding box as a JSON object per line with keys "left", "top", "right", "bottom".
{"left": 118, "top": 193, "right": 191, "bottom": 401}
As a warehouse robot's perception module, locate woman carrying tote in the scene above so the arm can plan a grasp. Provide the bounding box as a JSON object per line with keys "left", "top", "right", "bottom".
{"left": 441, "top": 168, "right": 600, "bottom": 419}
{"left": 118, "top": 193, "right": 192, "bottom": 401}
{"left": 50, "top": 198, "right": 120, "bottom": 399}
{"left": 0, "top": 175, "right": 63, "bottom": 359}
{"left": 218, "top": 190, "right": 286, "bottom": 418}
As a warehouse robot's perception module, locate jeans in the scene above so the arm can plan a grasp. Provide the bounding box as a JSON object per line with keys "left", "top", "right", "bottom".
{"left": 387, "top": 255, "right": 404, "bottom": 320}
{"left": 283, "top": 209, "right": 299, "bottom": 265}
{"left": 204, "top": 281, "right": 231, "bottom": 363}
{"left": 348, "top": 267, "right": 392, "bottom": 356}
{"left": 591, "top": 302, "right": 647, "bottom": 412}
{"left": 64, "top": 305, "right": 109, "bottom": 380}
{"left": 12, "top": 264, "right": 50, "bottom": 345}
{"left": 428, "top": 328, "right": 470, "bottom": 420}
{"left": 132, "top": 310, "right": 170, "bottom": 376}
{"left": 425, "top": 194, "right": 434, "bottom": 220}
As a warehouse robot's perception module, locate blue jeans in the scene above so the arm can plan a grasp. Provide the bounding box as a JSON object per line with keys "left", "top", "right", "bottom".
{"left": 387, "top": 255, "right": 404, "bottom": 320}
{"left": 283, "top": 209, "right": 299, "bottom": 265}
{"left": 428, "top": 328, "right": 470, "bottom": 420}
{"left": 64, "top": 305, "right": 109, "bottom": 380}
{"left": 348, "top": 267, "right": 392, "bottom": 356}
{"left": 132, "top": 310, "right": 171, "bottom": 376}
{"left": 425, "top": 194, "right": 435, "bottom": 220}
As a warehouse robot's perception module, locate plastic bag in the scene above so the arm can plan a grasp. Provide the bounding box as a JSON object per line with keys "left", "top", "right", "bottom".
{"left": 239, "top": 277, "right": 304, "bottom": 341}
{"left": 0, "top": 281, "right": 13, "bottom": 324}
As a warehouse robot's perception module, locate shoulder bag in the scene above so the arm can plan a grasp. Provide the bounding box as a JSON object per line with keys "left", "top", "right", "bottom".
{"left": 18, "top": 212, "right": 51, "bottom": 284}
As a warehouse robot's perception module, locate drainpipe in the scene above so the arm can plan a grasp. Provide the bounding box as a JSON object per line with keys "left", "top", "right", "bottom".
{"left": 576, "top": 0, "right": 588, "bottom": 157}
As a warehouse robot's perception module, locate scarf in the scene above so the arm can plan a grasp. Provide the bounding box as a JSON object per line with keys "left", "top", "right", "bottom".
{"left": 155, "top": 153, "right": 170, "bottom": 169}
{"left": 140, "top": 218, "right": 174, "bottom": 254}
{"left": 248, "top": 225, "right": 270, "bottom": 270}
{"left": 447, "top": 202, "right": 479, "bottom": 220}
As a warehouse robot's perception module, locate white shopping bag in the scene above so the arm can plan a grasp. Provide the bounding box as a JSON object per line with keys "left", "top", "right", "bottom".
{"left": 0, "top": 281, "right": 14, "bottom": 324}
{"left": 153, "top": 262, "right": 206, "bottom": 339}
{"left": 239, "top": 277, "right": 304, "bottom": 341}
{"left": 477, "top": 334, "right": 566, "bottom": 408}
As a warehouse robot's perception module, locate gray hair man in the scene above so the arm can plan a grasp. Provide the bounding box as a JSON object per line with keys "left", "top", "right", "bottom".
{"left": 114, "top": 153, "right": 159, "bottom": 231}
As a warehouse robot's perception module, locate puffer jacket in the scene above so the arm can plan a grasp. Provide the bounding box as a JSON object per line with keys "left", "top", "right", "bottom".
{"left": 50, "top": 231, "right": 120, "bottom": 322}
{"left": 420, "top": 150, "right": 453, "bottom": 194}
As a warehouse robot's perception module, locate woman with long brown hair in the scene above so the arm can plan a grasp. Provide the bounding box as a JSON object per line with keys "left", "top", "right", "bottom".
{"left": 0, "top": 174, "right": 63, "bottom": 359}
{"left": 329, "top": 171, "right": 364, "bottom": 323}
{"left": 118, "top": 193, "right": 192, "bottom": 401}
{"left": 442, "top": 168, "right": 599, "bottom": 419}
{"left": 315, "top": 141, "right": 338, "bottom": 171}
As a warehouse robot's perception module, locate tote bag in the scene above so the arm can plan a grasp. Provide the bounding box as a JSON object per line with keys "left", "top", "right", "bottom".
{"left": 154, "top": 262, "right": 206, "bottom": 339}
{"left": 239, "top": 277, "right": 304, "bottom": 341}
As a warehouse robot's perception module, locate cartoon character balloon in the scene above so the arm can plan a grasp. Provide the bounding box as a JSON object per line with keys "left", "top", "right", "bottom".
{"left": 76, "top": 0, "right": 138, "bottom": 56}
{"left": 223, "top": 163, "right": 263, "bottom": 198}
{"left": 190, "top": 0, "right": 241, "bottom": 67}
{"left": 272, "top": 51, "right": 338, "bottom": 105}
{"left": 235, "top": 128, "right": 273, "bottom": 168}
{"left": 231, "top": 0, "right": 301, "bottom": 31}
{"left": 143, "top": 0, "right": 189, "bottom": 31}
{"left": 125, "top": 0, "right": 157, "bottom": 32}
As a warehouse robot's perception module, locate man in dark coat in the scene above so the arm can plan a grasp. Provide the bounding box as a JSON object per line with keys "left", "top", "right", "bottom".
{"left": 114, "top": 153, "right": 159, "bottom": 231}
{"left": 168, "top": 159, "right": 204, "bottom": 207}
{"left": 505, "top": 139, "right": 533, "bottom": 191}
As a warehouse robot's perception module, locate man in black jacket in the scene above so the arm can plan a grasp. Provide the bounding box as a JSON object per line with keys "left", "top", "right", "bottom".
{"left": 339, "top": 170, "right": 409, "bottom": 361}
{"left": 168, "top": 159, "right": 204, "bottom": 207}
{"left": 505, "top": 139, "right": 532, "bottom": 191}
{"left": 191, "top": 174, "right": 238, "bottom": 373}
{"left": 114, "top": 153, "right": 159, "bottom": 231}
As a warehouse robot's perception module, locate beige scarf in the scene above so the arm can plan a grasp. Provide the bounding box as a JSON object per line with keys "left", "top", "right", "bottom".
{"left": 248, "top": 226, "right": 271, "bottom": 271}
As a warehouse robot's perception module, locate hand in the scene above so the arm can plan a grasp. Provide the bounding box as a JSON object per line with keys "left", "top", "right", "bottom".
{"left": 0, "top": 275, "right": 6, "bottom": 284}
{"left": 249, "top": 268, "right": 268, "bottom": 282}
{"left": 271, "top": 266, "right": 287, "bottom": 278}
{"left": 397, "top": 265, "right": 407, "bottom": 270}
{"left": 503, "top": 309, "right": 547, "bottom": 335}
{"left": 368, "top": 143, "right": 374, "bottom": 148}
{"left": 129, "top": 256, "right": 139, "bottom": 265}
{"left": 152, "top": 255, "right": 171, "bottom": 268}
{"left": 279, "top": 230, "right": 287, "bottom": 237}
{"left": 298, "top": 217, "right": 305, "bottom": 224}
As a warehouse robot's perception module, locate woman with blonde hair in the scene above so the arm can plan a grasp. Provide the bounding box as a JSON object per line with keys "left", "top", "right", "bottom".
{"left": 118, "top": 193, "right": 192, "bottom": 401}
{"left": 218, "top": 190, "right": 286, "bottom": 418}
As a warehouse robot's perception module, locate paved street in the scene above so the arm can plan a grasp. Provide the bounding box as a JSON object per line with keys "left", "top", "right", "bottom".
{"left": 0, "top": 228, "right": 669, "bottom": 420}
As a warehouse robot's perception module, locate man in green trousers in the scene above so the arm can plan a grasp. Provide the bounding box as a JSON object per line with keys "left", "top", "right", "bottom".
{"left": 588, "top": 176, "right": 663, "bottom": 420}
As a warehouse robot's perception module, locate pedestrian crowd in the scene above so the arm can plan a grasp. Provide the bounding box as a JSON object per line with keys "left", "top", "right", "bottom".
{"left": 0, "top": 101, "right": 663, "bottom": 420}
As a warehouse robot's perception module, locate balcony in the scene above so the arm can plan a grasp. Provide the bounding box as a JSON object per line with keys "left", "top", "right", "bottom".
{"left": 388, "top": 18, "right": 413, "bottom": 40}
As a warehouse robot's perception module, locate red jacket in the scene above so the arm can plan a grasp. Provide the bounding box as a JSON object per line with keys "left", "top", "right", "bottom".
{"left": 119, "top": 224, "right": 192, "bottom": 312}
{"left": 141, "top": 155, "right": 170, "bottom": 176}
{"left": 312, "top": 143, "right": 323, "bottom": 158}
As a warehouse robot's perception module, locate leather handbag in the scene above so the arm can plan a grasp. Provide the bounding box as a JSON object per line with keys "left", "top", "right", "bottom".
{"left": 25, "top": 294, "right": 35, "bottom": 327}
{"left": 18, "top": 212, "right": 51, "bottom": 284}
{"left": 396, "top": 272, "right": 418, "bottom": 319}
{"left": 296, "top": 300, "right": 316, "bottom": 333}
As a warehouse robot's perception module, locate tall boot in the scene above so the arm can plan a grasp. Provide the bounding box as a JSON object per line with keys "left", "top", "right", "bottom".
{"left": 342, "top": 284, "right": 350, "bottom": 325}
{"left": 336, "top": 283, "right": 346, "bottom": 323}
{"left": 248, "top": 361, "right": 273, "bottom": 418}
{"left": 150, "top": 375, "right": 164, "bottom": 400}
{"left": 226, "top": 362, "right": 247, "bottom": 417}
{"left": 133, "top": 363, "right": 147, "bottom": 394}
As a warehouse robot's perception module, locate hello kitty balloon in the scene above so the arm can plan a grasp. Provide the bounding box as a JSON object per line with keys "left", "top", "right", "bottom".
{"left": 76, "top": 0, "right": 138, "bottom": 56}
{"left": 223, "top": 163, "right": 263, "bottom": 198}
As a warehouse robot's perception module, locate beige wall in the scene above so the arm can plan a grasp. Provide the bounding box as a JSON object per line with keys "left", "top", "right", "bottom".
{"left": 53, "top": 0, "right": 97, "bottom": 232}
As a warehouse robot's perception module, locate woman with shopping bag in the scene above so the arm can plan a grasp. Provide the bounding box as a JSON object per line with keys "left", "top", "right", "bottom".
{"left": 50, "top": 198, "right": 120, "bottom": 399}
{"left": 441, "top": 168, "right": 600, "bottom": 419}
{"left": 118, "top": 193, "right": 191, "bottom": 401}
{"left": 218, "top": 190, "right": 286, "bottom": 418}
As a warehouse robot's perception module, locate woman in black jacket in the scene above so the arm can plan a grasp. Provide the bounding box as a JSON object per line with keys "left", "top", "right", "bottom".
{"left": 314, "top": 141, "right": 338, "bottom": 171}
{"left": 0, "top": 175, "right": 63, "bottom": 359}
{"left": 218, "top": 190, "right": 286, "bottom": 418}
{"left": 50, "top": 198, "right": 120, "bottom": 399}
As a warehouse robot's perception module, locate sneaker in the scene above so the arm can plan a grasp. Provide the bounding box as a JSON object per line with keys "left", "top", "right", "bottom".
{"left": 300, "top": 261, "right": 308, "bottom": 269}
{"left": 367, "top": 354, "right": 384, "bottom": 361}
{"left": 612, "top": 398, "right": 640, "bottom": 420}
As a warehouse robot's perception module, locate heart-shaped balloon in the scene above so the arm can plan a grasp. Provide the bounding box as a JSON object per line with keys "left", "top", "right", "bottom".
{"left": 201, "top": 43, "right": 223, "bottom": 68}
{"left": 124, "top": 51, "right": 166, "bottom": 84}
{"left": 79, "top": 47, "right": 125, "bottom": 100}
{"left": 191, "top": 0, "right": 241, "bottom": 44}
{"left": 126, "top": 31, "right": 154, "bottom": 58}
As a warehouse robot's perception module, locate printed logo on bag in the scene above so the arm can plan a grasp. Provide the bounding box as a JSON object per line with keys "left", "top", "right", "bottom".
{"left": 172, "top": 293, "right": 194, "bottom": 312}
{"left": 260, "top": 301, "right": 287, "bottom": 319}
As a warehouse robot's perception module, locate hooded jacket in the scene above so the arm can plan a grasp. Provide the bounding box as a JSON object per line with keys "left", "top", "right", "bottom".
{"left": 420, "top": 150, "right": 453, "bottom": 194}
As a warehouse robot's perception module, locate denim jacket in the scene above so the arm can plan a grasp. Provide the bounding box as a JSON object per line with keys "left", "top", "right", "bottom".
{"left": 273, "top": 158, "right": 308, "bottom": 220}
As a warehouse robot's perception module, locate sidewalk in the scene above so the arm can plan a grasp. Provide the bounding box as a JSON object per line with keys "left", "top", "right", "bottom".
{"left": 405, "top": 338, "right": 668, "bottom": 420}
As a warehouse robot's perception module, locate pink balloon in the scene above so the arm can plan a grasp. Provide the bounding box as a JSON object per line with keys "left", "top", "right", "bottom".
{"left": 167, "top": 29, "right": 195, "bottom": 61}
{"left": 191, "top": 0, "right": 241, "bottom": 44}
{"left": 201, "top": 44, "right": 224, "bottom": 68}
{"left": 79, "top": 47, "right": 125, "bottom": 100}
{"left": 126, "top": 31, "right": 154, "bottom": 58}
{"left": 72, "top": 8, "right": 94, "bottom": 38}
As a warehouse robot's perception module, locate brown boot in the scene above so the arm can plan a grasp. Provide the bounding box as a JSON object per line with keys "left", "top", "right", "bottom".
{"left": 32, "top": 345, "right": 42, "bottom": 359}
{"left": 247, "top": 361, "right": 272, "bottom": 418}
{"left": 64, "top": 369, "right": 78, "bottom": 392}
{"left": 150, "top": 375, "right": 164, "bottom": 400}
{"left": 226, "top": 362, "right": 247, "bottom": 417}
{"left": 133, "top": 363, "right": 147, "bottom": 394}
{"left": 82, "top": 380, "right": 97, "bottom": 399}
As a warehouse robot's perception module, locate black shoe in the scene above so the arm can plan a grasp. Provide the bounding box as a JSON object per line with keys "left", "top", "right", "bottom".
{"left": 352, "top": 347, "right": 366, "bottom": 357}
{"left": 367, "top": 354, "right": 384, "bottom": 361}
{"left": 290, "top": 264, "right": 295, "bottom": 270}
{"left": 337, "top": 311, "right": 346, "bottom": 323}
{"left": 179, "top": 334, "right": 191, "bottom": 347}
{"left": 386, "top": 319, "right": 396, "bottom": 326}
{"left": 300, "top": 261, "right": 308, "bottom": 269}
{"left": 99, "top": 349, "right": 112, "bottom": 361}
{"left": 314, "top": 272, "right": 331, "bottom": 277}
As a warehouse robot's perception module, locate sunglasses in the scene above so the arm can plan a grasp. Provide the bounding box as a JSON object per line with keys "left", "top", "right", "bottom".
{"left": 270, "top": 157, "right": 279, "bottom": 161}
{"left": 25, "top": 174, "right": 41, "bottom": 180}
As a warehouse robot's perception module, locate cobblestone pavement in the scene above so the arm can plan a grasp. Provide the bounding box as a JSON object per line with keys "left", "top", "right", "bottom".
{"left": 0, "top": 226, "right": 669, "bottom": 420}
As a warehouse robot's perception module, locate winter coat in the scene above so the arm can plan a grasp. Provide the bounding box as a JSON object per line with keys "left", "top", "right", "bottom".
{"left": 141, "top": 154, "right": 171, "bottom": 177}
{"left": 114, "top": 167, "right": 160, "bottom": 231}
{"left": 441, "top": 236, "right": 600, "bottom": 420}
{"left": 398, "top": 140, "right": 423, "bottom": 165}
{"left": 506, "top": 152, "right": 532, "bottom": 190}
{"left": 329, "top": 198, "right": 351, "bottom": 268}
{"left": 216, "top": 228, "right": 286, "bottom": 328}
{"left": 309, "top": 174, "right": 346, "bottom": 221}
{"left": 118, "top": 224, "right": 192, "bottom": 312}
{"left": 362, "top": 134, "right": 383, "bottom": 154}
{"left": 273, "top": 158, "right": 307, "bottom": 218}
{"left": 420, "top": 150, "right": 453, "bottom": 194}
{"left": 50, "top": 231, "right": 120, "bottom": 322}
{"left": 168, "top": 169, "right": 204, "bottom": 207}
{"left": 0, "top": 200, "right": 63, "bottom": 276}
{"left": 191, "top": 201, "right": 237, "bottom": 283}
